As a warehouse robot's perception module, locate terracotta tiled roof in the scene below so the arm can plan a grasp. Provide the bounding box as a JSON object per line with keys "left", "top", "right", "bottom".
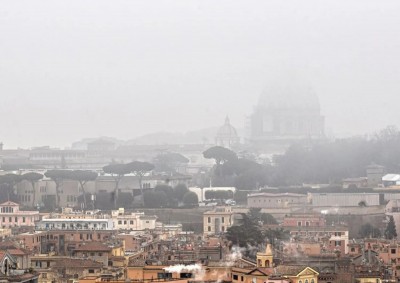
{"left": 73, "top": 242, "right": 111, "bottom": 252}
{"left": 0, "top": 241, "right": 18, "bottom": 249}
{"left": 128, "top": 259, "right": 146, "bottom": 266}
{"left": 273, "top": 265, "right": 309, "bottom": 276}
{"left": 7, "top": 249, "right": 27, "bottom": 256}
{"left": 53, "top": 258, "right": 103, "bottom": 269}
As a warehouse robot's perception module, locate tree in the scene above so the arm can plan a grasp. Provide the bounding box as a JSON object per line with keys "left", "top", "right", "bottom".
{"left": 103, "top": 163, "right": 131, "bottom": 209}
{"left": 0, "top": 174, "right": 22, "bottom": 202}
{"left": 358, "top": 200, "right": 367, "bottom": 207}
{"left": 264, "top": 228, "right": 289, "bottom": 246}
{"left": 385, "top": 216, "right": 397, "bottom": 240}
{"left": 204, "top": 190, "right": 233, "bottom": 200}
{"left": 359, "top": 223, "right": 381, "bottom": 238}
{"left": 173, "top": 184, "right": 189, "bottom": 203}
{"left": 22, "top": 172, "right": 43, "bottom": 207}
{"left": 203, "top": 146, "right": 237, "bottom": 166}
{"left": 126, "top": 161, "right": 155, "bottom": 206}
{"left": 261, "top": 213, "right": 278, "bottom": 225}
{"left": 143, "top": 190, "right": 168, "bottom": 208}
{"left": 68, "top": 170, "right": 98, "bottom": 210}
{"left": 44, "top": 170, "right": 71, "bottom": 208}
{"left": 226, "top": 213, "right": 264, "bottom": 248}
{"left": 153, "top": 152, "right": 189, "bottom": 173}
{"left": 182, "top": 191, "right": 198, "bottom": 206}
{"left": 154, "top": 184, "right": 176, "bottom": 207}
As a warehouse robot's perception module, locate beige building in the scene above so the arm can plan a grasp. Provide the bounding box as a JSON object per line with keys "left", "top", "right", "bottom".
{"left": 111, "top": 208, "right": 157, "bottom": 231}
{"left": 247, "top": 192, "right": 308, "bottom": 208}
{"left": 203, "top": 206, "right": 235, "bottom": 235}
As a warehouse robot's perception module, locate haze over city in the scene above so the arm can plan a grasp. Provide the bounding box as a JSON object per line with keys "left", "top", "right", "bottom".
{"left": 1, "top": 0, "right": 400, "bottom": 148}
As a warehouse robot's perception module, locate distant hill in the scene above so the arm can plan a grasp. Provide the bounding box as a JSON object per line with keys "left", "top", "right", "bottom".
{"left": 71, "top": 127, "right": 244, "bottom": 148}
{"left": 125, "top": 127, "right": 220, "bottom": 145}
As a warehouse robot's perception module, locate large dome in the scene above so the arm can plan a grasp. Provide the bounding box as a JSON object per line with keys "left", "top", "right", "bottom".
{"left": 258, "top": 81, "right": 320, "bottom": 112}
{"left": 217, "top": 116, "right": 238, "bottom": 137}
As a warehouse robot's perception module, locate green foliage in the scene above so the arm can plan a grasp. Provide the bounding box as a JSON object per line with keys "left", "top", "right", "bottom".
{"left": 103, "top": 163, "right": 131, "bottom": 176}
{"left": 204, "top": 190, "right": 233, "bottom": 200}
{"left": 247, "top": 208, "right": 278, "bottom": 225}
{"left": 358, "top": 200, "right": 367, "bottom": 207}
{"left": 143, "top": 190, "right": 168, "bottom": 208}
{"left": 226, "top": 213, "right": 264, "bottom": 247}
{"left": 264, "top": 228, "right": 290, "bottom": 245}
{"left": 126, "top": 161, "right": 155, "bottom": 174}
{"left": 385, "top": 216, "right": 397, "bottom": 240}
{"left": 173, "top": 184, "right": 189, "bottom": 202}
{"left": 0, "top": 173, "right": 23, "bottom": 187}
{"left": 182, "top": 191, "right": 198, "bottom": 205}
{"left": 203, "top": 146, "right": 237, "bottom": 165}
{"left": 68, "top": 170, "right": 98, "bottom": 209}
{"left": 45, "top": 170, "right": 72, "bottom": 207}
{"left": 359, "top": 223, "right": 381, "bottom": 238}
{"left": 153, "top": 153, "right": 189, "bottom": 173}
{"left": 22, "top": 172, "right": 43, "bottom": 207}
{"left": 271, "top": 125, "right": 400, "bottom": 185}
{"left": 102, "top": 163, "right": 132, "bottom": 209}
{"left": 22, "top": 172, "right": 43, "bottom": 182}
{"left": 0, "top": 174, "right": 21, "bottom": 203}
{"left": 154, "top": 184, "right": 176, "bottom": 207}
{"left": 209, "top": 157, "right": 271, "bottom": 190}
{"left": 69, "top": 170, "right": 97, "bottom": 183}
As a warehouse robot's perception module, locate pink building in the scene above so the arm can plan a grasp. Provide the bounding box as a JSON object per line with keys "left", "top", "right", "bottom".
{"left": 0, "top": 201, "right": 39, "bottom": 228}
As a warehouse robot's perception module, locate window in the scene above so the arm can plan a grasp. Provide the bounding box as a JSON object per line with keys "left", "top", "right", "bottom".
{"left": 88, "top": 269, "right": 95, "bottom": 274}
{"left": 305, "top": 280, "right": 309, "bottom": 283}
{"left": 90, "top": 252, "right": 95, "bottom": 256}
{"left": 241, "top": 276, "right": 244, "bottom": 281}
{"left": 208, "top": 226, "right": 211, "bottom": 232}
{"left": 158, "top": 273, "right": 172, "bottom": 279}
{"left": 124, "top": 220, "right": 127, "bottom": 224}
{"left": 42, "top": 273, "right": 47, "bottom": 279}
{"left": 208, "top": 217, "right": 211, "bottom": 223}
{"left": 23, "top": 217, "right": 26, "bottom": 223}
{"left": 392, "top": 248, "right": 396, "bottom": 254}
{"left": 146, "top": 221, "right": 149, "bottom": 223}
{"left": 221, "top": 226, "right": 225, "bottom": 232}
{"left": 311, "top": 280, "right": 315, "bottom": 283}
{"left": 297, "top": 221, "right": 302, "bottom": 227}
{"left": 98, "top": 253, "right": 103, "bottom": 256}
{"left": 222, "top": 217, "right": 225, "bottom": 223}
{"left": 130, "top": 220, "right": 134, "bottom": 224}
{"left": 233, "top": 275, "right": 238, "bottom": 280}
{"left": 80, "top": 234, "right": 83, "bottom": 240}
{"left": 335, "top": 241, "right": 341, "bottom": 246}
{"left": 9, "top": 217, "right": 12, "bottom": 222}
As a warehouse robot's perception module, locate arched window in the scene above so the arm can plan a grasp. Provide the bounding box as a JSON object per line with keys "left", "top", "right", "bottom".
{"left": 311, "top": 279, "right": 315, "bottom": 283}
{"left": 305, "top": 280, "right": 309, "bottom": 283}
{"left": 298, "top": 281, "right": 302, "bottom": 283}
{"left": 265, "top": 260, "right": 270, "bottom": 267}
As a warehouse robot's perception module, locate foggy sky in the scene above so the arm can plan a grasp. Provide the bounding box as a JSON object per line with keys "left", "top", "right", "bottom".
{"left": 1, "top": 0, "right": 400, "bottom": 148}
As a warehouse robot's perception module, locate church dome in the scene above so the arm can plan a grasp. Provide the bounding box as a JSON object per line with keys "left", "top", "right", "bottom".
{"left": 258, "top": 81, "right": 320, "bottom": 112}
{"left": 217, "top": 117, "right": 238, "bottom": 137}
{"left": 215, "top": 117, "right": 240, "bottom": 148}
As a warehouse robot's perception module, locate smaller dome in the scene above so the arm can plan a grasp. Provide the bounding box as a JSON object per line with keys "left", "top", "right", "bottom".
{"left": 217, "top": 116, "right": 238, "bottom": 138}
